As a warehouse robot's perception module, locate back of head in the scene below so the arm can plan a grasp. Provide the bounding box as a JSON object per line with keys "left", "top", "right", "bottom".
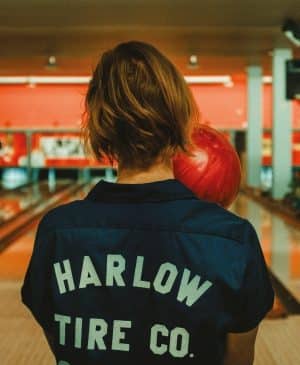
{"left": 82, "top": 41, "right": 199, "bottom": 170}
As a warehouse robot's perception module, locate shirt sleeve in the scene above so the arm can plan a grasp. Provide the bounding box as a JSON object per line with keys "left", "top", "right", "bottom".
{"left": 228, "top": 219, "right": 275, "bottom": 333}
{"left": 21, "top": 214, "right": 54, "bottom": 332}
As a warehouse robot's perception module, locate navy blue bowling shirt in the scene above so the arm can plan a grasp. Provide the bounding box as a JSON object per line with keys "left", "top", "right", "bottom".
{"left": 21, "top": 178, "right": 274, "bottom": 365}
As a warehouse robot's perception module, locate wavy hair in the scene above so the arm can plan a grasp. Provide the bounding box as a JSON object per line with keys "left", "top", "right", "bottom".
{"left": 81, "top": 41, "right": 199, "bottom": 170}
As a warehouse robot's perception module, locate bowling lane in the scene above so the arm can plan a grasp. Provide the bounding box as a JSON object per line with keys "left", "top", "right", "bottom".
{"left": 0, "top": 182, "right": 94, "bottom": 280}
{"left": 230, "top": 192, "right": 300, "bottom": 304}
{"left": 0, "top": 180, "right": 73, "bottom": 225}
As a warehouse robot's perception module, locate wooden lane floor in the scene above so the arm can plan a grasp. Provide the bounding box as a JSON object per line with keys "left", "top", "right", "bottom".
{"left": 230, "top": 193, "right": 300, "bottom": 306}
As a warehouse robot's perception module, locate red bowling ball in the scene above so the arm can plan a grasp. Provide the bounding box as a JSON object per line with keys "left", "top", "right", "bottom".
{"left": 173, "top": 124, "right": 242, "bottom": 208}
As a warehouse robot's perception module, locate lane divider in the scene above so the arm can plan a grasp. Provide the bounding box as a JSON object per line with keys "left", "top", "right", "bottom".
{"left": 0, "top": 181, "right": 69, "bottom": 227}
{"left": 0, "top": 183, "right": 86, "bottom": 253}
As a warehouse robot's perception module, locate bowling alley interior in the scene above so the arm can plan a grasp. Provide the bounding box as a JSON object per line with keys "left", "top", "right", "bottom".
{"left": 1, "top": 1, "right": 300, "bottom": 364}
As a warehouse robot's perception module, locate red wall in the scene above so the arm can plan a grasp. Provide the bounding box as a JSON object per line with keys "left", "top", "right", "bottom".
{"left": 191, "top": 83, "right": 300, "bottom": 129}
{"left": 190, "top": 83, "right": 247, "bottom": 129}
{"left": 0, "top": 83, "right": 300, "bottom": 129}
{"left": 0, "top": 85, "right": 86, "bottom": 128}
{"left": 294, "top": 99, "right": 300, "bottom": 127}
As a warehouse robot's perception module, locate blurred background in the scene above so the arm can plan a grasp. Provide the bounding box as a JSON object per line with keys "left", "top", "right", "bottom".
{"left": 0, "top": 1, "right": 300, "bottom": 364}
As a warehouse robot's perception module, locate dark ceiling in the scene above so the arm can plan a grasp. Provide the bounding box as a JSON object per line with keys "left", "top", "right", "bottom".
{"left": 0, "top": 0, "right": 300, "bottom": 75}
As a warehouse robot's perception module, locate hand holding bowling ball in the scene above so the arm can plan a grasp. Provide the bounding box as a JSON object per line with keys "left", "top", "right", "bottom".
{"left": 173, "top": 124, "right": 241, "bottom": 208}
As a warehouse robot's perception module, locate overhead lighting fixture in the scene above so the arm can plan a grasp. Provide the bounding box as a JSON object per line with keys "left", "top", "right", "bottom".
{"left": 184, "top": 75, "right": 232, "bottom": 84}
{"left": 45, "top": 55, "right": 58, "bottom": 69}
{"left": 0, "top": 77, "right": 28, "bottom": 83}
{"left": 28, "top": 76, "right": 90, "bottom": 84}
{"left": 188, "top": 55, "right": 199, "bottom": 69}
{"left": 0, "top": 76, "right": 90, "bottom": 84}
{"left": 262, "top": 76, "right": 272, "bottom": 84}
{"left": 0, "top": 75, "right": 274, "bottom": 85}
{"left": 0, "top": 75, "right": 234, "bottom": 85}
{"left": 282, "top": 19, "right": 300, "bottom": 47}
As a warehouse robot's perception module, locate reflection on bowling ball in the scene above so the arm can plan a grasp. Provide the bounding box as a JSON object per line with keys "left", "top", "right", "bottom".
{"left": 173, "top": 124, "right": 242, "bottom": 208}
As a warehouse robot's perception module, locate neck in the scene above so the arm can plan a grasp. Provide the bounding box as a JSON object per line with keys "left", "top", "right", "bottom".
{"left": 116, "top": 159, "right": 175, "bottom": 184}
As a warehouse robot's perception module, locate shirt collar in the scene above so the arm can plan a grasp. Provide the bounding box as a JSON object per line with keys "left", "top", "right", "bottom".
{"left": 84, "top": 178, "right": 197, "bottom": 203}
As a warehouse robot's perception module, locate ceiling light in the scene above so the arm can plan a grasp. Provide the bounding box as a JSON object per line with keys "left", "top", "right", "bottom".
{"left": 0, "top": 76, "right": 90, "bottom": 84}
{"left": 262, "top": 76, "right": 272, "bottom": 84}
{"left": 0, "top": 75, "right": 274, "bottom": 85}
{"left": 188, "top": 55, "right": 199, "bottom": 69}
{"left": 0, "top": 75, "right": 233, "bottom": 85}
{"left": 184, "top": 75, "right": 232, "bottom": 84}
{"left": 45, "top": 55, "right": 58, "bottom": 69}
{"left": 0, "top": 77, "right": 28, "bottom": 83}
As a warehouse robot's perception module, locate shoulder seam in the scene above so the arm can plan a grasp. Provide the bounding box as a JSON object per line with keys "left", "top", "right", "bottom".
{"left": 47, "top": 224, "right": 247, "bottom": 245}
